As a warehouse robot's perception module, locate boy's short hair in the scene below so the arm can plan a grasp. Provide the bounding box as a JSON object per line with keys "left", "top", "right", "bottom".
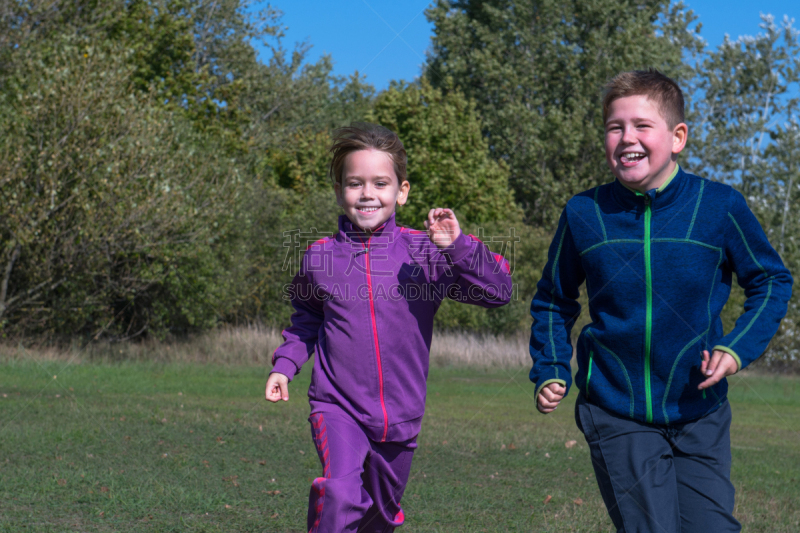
{"left": 329, "top": 122, "right": 408, "bottom": 185}
{"left": 602, "top": 69, "right": 685, "bottom": 128}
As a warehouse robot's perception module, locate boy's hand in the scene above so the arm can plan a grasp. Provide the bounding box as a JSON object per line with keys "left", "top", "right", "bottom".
{"left": 265, "top": 372, "right": 289, "bottom": 402}
{"left": 537, "top": 382, "right": 566, "bottom": 414}
{"left": 424, "top": 208, "right": 461, "bottom": 249}
{"left": 698, "top": 350, "right": 738, "bottom": 390}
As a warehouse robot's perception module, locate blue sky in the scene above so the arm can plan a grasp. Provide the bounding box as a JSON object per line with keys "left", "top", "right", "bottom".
{"left": 259, "top": 1, "right": 799, "bottom": 91}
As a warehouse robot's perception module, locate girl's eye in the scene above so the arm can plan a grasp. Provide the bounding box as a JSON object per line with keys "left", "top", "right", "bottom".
{"left": 347, "top": 182, "right": 360, "bottom": 188}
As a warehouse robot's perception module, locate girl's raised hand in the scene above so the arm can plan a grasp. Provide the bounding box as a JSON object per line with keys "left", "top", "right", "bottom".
{"left": 424, "top": 208, "right": 461, "bottom": 249}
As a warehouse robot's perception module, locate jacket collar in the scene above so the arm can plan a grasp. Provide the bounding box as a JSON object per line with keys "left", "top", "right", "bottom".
{"left": 337, "top": 213, "right": 398, "bottom": 245}
{"left": 611, "top": 164, "right": 687, "bottom": 211}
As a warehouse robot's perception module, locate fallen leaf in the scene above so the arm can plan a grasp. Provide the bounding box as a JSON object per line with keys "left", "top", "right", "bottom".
{"left": 573, "top": 498, "right": 583, "bottom": 505}
{"left": 259, "top": 425, "right": 263, "bottom": 432}
{"left": 57, "top": 479, "right": 66, "bottom": 486}
{"left": 225, "top": 504, "right": 231, "bottom": 509}
{"left": 543, "top": 495, "right": 552, "bottom": 505}
{"left": 508, "top": 443, "right": 516, "bottom": 450}
{"left": 500, "top": 444, "right": 506, "bottom": 450}
{"left": 100, "top": 486, "right": 109, "bottom": 492}
{"left": 270, "top": 513, "right": 278, "bottom": 519}
{"left": 240, "top": 457, "right": 250, "bottom": 463}
{"left": 259, "top": 460, "right": 266, "bottom": 466}
{"left": 545, "top": 453, "right": 550, "bottom": 458}
{"left": 525, "top": 452, "right": 530, "bottom": 456}
{"left": 267, "top": 490, "right": 281, "bottom": 496}
{"left": 298, "top": 450, "right": 305, "bottom": 455}
{"left": 565, "top": 440, "right": 577, "bottom": 449}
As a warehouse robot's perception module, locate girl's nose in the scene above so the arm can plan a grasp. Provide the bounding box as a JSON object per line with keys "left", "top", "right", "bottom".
{"left": 361, "top": 185, "right": 375, "bottom": 199}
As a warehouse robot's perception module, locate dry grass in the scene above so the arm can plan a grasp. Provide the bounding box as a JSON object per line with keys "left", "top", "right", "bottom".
{"left": 429, "top": 330, "right": 529, "bottom": 367}
{"left": 0, "top": 326, "right": 530, "bottom": 368}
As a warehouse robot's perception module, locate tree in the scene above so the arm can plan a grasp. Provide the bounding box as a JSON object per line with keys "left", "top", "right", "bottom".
{"left": 425, "top": 0, "right": 702, "bottom": 227}
{"left": 370, "top": 79, "right": 518, "bottom": 229}
{"left": 0, "top": 31, "right": 244, "bottom": 339}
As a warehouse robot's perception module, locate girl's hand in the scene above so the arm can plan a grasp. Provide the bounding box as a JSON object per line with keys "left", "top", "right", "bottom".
{"left": 265, "top": 372, "right": 289, "bottom": 402}
{"left": 424, "top": 208, "right": 461, "bottom": 249}
{"left": 698, "top": 350, "right": 738, "bottom": 390}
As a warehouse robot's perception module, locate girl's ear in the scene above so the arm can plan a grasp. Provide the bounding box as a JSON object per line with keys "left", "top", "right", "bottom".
{"left": 396, "top": 180, "right": 411, "bottom": 206}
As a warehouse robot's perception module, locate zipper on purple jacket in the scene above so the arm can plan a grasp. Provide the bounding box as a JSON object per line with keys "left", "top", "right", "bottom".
{"left": 357, "top": 231, "right": 389, "bottom": 442}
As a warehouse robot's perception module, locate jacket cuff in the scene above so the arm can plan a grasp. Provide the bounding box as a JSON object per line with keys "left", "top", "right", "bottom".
{"left": 271, "top": 357, "right": 298, "bottom": 382}
{"left": 712, "top": 345, "right": 742, "bottom": 372}
{"left": 442, "top": 231, "right": 471, "bottom": 264}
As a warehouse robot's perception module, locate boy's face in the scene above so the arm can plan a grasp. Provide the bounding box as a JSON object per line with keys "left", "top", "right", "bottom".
{"left": 604, "top": 95, "right": 687, "bottom": 193}
{"left": 335, "top": 149, "right": 410, "bottom": 234}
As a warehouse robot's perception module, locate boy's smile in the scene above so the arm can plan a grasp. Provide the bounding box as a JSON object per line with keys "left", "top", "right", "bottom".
{"left": 335, "top": 149, "right": 410, "bottom": 233}
{"left": 604, "top": 95, "right": 687, "bottom": 193}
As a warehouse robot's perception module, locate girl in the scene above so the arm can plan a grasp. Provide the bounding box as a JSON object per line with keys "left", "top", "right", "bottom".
{"left": 265, "top": 123, "right": 512, "bottom": 532}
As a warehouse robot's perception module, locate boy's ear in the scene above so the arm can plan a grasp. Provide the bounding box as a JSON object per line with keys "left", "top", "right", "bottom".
{"left": 396, "top": 180, "right": 411, "bottom": 206}
{"left": 672, "top": 123, "right": 688, "bottom": 155}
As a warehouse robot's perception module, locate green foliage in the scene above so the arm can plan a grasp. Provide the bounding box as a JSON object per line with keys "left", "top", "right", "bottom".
{"left": 0, "top": 0, "right": 796, "bottom": 361}
{"left": 425, "top": 0, "right": 703, "bottom": 227}
{"left": 0, "top": 31, "right": 243, "bottom": 339}
{"left": 370, "top": 79, "right": 518, "bottom": 229}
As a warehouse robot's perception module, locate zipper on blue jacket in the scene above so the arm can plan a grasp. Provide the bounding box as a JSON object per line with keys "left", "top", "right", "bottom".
{"left": 643, "top": 193, "right": 654, "bottom": 423}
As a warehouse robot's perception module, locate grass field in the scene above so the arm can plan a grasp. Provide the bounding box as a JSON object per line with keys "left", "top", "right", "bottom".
{"left": 1, "top": 358, "right": 799, "bottom": 532}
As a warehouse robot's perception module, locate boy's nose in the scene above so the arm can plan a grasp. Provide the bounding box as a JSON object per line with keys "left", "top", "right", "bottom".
{"left": 621, "top": 126, "right": 637, "bottom": 144}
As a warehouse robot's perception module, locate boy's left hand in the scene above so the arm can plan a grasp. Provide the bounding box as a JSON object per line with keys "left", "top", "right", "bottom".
{"left": 425, "top": 208, "right": 461, "bottom": 249}
{"left": 698, "top": 349, "right": 738, "bottom": 390}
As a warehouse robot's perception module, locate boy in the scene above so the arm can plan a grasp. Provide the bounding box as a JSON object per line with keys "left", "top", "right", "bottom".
{"left": 266, "top": 123, "right": 512, "bottom": 532}
{"left": 529, "top": 70, "right": 792, "bottom": 531}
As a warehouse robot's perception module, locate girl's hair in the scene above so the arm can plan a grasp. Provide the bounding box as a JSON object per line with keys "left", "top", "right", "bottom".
{"left": 602, "top": 69, "right": 685, "bottom": 128}
{"left": 329, "top": 122, "right": 407, "bottom": 185}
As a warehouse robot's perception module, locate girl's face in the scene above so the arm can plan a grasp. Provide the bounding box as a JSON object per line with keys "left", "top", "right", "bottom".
{"left": 335, "top": 149, "right": 410, "bottom": 234}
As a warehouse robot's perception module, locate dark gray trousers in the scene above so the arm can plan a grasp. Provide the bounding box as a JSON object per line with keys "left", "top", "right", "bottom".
{"left": 575, "top": 394, "right": 741, "bottom": 533}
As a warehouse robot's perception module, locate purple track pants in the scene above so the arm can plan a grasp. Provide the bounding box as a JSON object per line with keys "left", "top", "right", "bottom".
{"left": 307, "top": 410, "right": 416, "bottom": 533}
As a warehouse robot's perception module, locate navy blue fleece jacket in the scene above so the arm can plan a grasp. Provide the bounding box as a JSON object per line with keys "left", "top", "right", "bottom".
{"left": 529, "top": 167, "right": 793, "bottom": 425}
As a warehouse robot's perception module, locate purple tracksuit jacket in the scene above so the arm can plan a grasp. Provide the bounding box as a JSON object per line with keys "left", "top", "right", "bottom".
{"left": 271, "top": 214, "right": 513, "bottom": 442}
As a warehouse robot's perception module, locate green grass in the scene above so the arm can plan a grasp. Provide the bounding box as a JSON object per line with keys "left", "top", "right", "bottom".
{"left": 1, "top": 360, "right": 799, "bottom": 532}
